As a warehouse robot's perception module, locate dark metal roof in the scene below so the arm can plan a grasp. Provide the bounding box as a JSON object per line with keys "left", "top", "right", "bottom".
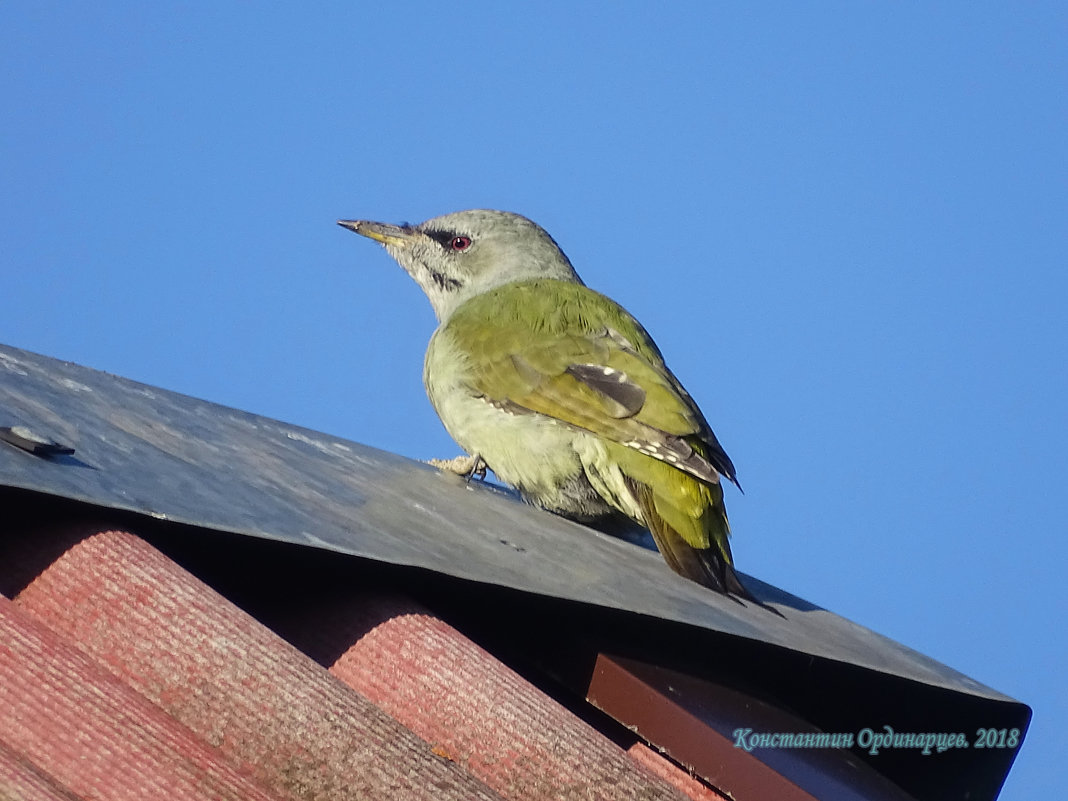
{"left": 0, "top": 343, "right": 1018, "bottom": 701}
{"left": 0, "top": 342, "right": 1031, "bottom": 800}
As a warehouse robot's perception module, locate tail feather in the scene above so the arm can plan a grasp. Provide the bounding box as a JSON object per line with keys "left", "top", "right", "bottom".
{"left": 626, "top": 476, "right": 783, "bottom": 618}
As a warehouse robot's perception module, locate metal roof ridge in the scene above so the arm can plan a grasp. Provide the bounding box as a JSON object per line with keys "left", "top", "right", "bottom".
{"left": 0, "top": 342, "right": 1022, "bottom": 705}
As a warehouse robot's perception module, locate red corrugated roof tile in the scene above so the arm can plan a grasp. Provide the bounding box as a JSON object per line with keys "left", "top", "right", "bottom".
{"left": 627, "top": 743, "right": 726, "bottom": 801}
{"left": 329, "top": 599, "right": 712, "bottom": 801}
{"left": 10, "top": 526, "right": 505, "bottom": 801}
{"left": 0, "top": 738, "right": 82, "bottom": 801}
{"left": 0, "top": 515, "right": 732, "bottom": 801}
{"left": 0, "top": 594, "right": 283, "bottom": 801}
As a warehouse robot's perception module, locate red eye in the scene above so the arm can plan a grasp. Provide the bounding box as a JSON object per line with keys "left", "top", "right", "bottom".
{"left": 450, "top": 236, "right": 472, "bottom": 251}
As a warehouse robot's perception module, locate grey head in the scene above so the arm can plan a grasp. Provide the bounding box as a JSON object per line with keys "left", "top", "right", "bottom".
{"left": 338, "top": 209, "right": 583, "bottom": 322}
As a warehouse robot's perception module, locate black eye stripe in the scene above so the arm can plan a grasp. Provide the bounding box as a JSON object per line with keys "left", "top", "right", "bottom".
{"left": 425, "top": 229, "right": 470, "bottom": 250}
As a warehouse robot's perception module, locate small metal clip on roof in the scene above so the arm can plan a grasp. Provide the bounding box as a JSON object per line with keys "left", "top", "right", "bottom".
{"left": 0, "top": 426, "right": 75, "bottom": 458}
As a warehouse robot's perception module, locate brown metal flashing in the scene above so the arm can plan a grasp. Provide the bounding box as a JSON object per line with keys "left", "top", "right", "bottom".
{"left": 587, "top": 654, "right": 916, "bottom": 801}
{"left": 589, "top": 655, "right": 816, "bottom": 801}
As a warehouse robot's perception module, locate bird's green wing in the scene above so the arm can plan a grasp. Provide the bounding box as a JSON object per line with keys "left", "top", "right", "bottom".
{"left": 443, "top": 279, "right": 737, "bottom": 487}
{"left": 442, "top": 278, "right": 783, "bottom": 610}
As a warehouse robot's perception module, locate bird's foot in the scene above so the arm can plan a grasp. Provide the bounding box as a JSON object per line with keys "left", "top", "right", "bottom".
{"left": 427, "top": 453, "right": 488, "bottom": 481}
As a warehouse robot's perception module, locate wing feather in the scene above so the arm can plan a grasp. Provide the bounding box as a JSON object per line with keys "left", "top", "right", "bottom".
{"left": 454, "top": 292, "right": 738, "bottom": 487}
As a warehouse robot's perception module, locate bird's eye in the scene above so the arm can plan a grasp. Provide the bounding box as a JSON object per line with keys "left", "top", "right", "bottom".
{"left": 450, "top": 236, "right": 472, "bottom": 251}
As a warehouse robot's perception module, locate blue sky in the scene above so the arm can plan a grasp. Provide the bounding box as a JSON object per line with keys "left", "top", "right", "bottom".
{"left": 2, "top": 3, "right": 1064, "bottom": 796}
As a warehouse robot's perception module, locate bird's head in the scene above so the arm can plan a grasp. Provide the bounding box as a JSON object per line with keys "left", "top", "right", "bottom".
{"left": 338, "top": 209, "right": 582, "bottom": 322}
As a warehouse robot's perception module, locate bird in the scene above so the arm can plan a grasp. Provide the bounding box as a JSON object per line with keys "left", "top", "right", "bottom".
{"left": 339, "top": 209, "right": 776, "bottom": 613}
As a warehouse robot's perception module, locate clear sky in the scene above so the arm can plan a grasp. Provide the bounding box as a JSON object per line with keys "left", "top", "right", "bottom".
{"left": 2, "top": 3, "right": 1064, "bottom": 796}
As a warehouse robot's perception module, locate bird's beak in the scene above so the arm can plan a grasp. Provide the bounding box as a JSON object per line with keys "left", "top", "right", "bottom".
{"left": 337, "top": 219, "right": 415, "bottom": 248}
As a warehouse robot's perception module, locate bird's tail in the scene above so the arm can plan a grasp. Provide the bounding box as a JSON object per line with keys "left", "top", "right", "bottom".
{"left": 626, "top": 475, "right": 783, "bottom": 617}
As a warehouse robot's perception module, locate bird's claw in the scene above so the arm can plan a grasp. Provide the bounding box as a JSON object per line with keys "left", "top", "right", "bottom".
{"left": 427, "top": 453, "right": 488, "bottom": 482}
